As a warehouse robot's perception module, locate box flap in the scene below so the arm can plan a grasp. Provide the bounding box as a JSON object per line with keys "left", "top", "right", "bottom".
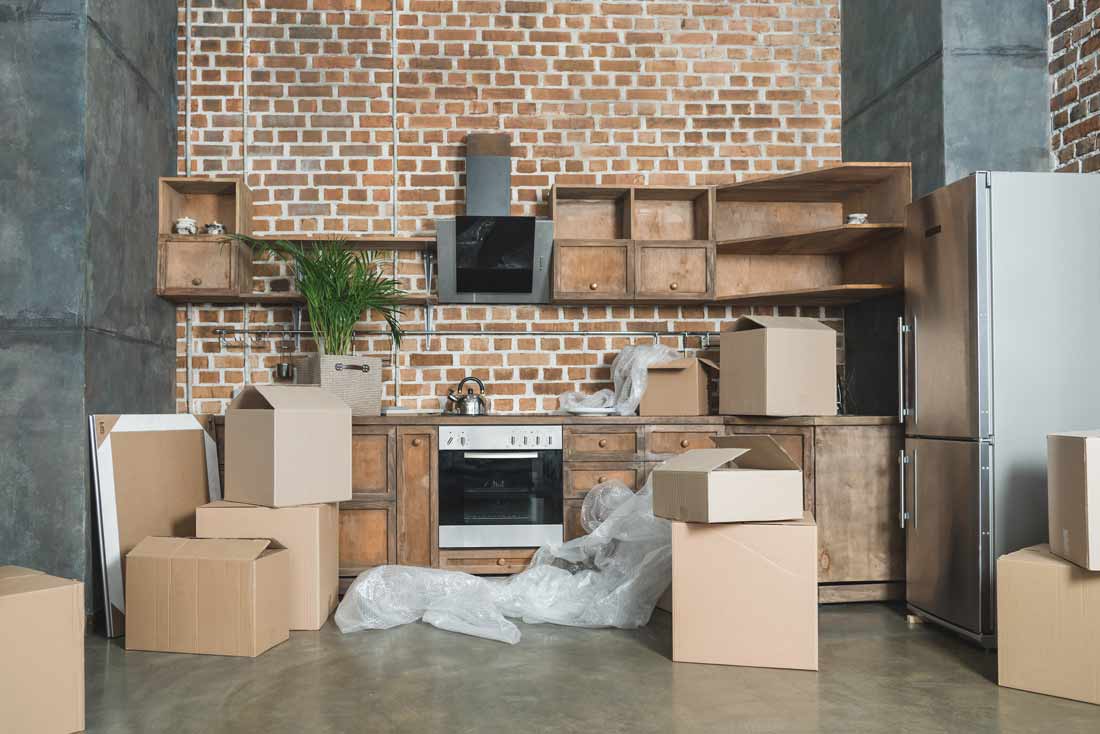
{"left": 1000, "top": 544, "right": 1069, "bottom": 568}
{"left": 713, "top": 435, "right": 801, "bottom": 470}
{"left": 654, "top": 448, "right": 752, "bottom": 474}
{"left": 0, "top": 566, "right": 80, "bottom": 599}
{"left": 0, "top": 566, "right": 43, "bottom": 583}
{"left": 1049, "top": 430, "right": 1100, "bottom": 439}
{"left": 698, "top": 357, "right": 719, "bottom": 372}
{"left": 235, "top": 385, "right": 351, "bottom": 413}
{"left": 129, "top": 536, "right": 273, "bottom": 561}
{"left": 725, "top": 315, "right": 833, "bottom": 333}
{"left": 648, "top": 358, "right": 696, "bottom": 372}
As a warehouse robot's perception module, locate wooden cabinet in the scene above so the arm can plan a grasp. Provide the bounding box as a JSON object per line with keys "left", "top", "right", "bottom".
{"left": 563, "top": 499, "right": 586, "bottom": 541}
{"left": 157, "top": 236, "right": 252, "bottom": 299}
{"left": 396, "top": 426, "right": 438, "bottom": 568}
{"left": 635, "top": 241, "right": 714, "bottom": 301}
{"left": 564, "top": 462, "right": 643, "bottom": 499}
{"left": 438, "top": 549, "right": 537, "bottom": 575}
{"left": 553, "top": 240, "right": 632, "bottom": 301}
{"left": 339, "top": 503, "right": 395, "bottom": 575}
{"left": 645, "top": 425, "right": 723, "bottom": 460}
{"left": 352, "top": 427, "right": 394, "bottom": 499}
{"left": 564, "top": 426, "right": 642, "bottom": 461}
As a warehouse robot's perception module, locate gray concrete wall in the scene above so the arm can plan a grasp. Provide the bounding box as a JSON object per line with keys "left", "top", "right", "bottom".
{"left": 0, "top": 0, "right": 177, "bottom": 608}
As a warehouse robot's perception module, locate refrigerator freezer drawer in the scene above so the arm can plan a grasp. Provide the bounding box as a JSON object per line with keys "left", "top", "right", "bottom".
{"left": 904, "top": 437, "right": 993, "bottom": 636}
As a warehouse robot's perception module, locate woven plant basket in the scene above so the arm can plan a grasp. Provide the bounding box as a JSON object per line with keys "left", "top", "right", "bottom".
{"left": 304, "top": 354, "right": 382, "bottom": 417}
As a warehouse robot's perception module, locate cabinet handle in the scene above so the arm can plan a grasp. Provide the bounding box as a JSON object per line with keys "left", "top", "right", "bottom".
{"left": 589, "top": 282, "right": 598, "bottom": 290}
{"left": 669, "top": 282, "right": 679, "bottom": 291}
{"left": 680, "top": 439, "right": 690, "bottom": 448}
{"left": 411, "top": 438, "right": 422, "bottom": 447}
{"left": 597, "top": 439, "right": 608, "bottom": 448}
{"left": 496, "top": 558, "right": 507, "bottom": 567}
{"left": 191, "top": 277, "right": 203, "bottom": 286}
{"left": 598, "top": 475, "right": 608, "bottom": 483}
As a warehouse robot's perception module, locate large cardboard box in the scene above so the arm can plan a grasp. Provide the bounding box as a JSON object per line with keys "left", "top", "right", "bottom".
{"left": 719, "top": 315, "right": 837, "bottom": 417}
{"left": 1047, "top": 431, "right": 1100, "bottom": 570}
{"left": 640, "top": 357, "right": 718, "bottom": 417}
{"left": 651, "top": 437, "right": 803, "bottom": 523}
{"left": 0, "top": 567, "right": 84, "bottom": 733}
{"left": 225, "top": 385, "right": 352, "bottom": 507}
{"left": 672, "top": 514, "right": 818, "bottom": 670}
{"left": 125, "top": 537, "right": 290, "bottom": 657}
{"left": 196, "top": 501, "right": 338, "bottom": 630}
{"left": 998, "top": 544, "right": 1100, "bottom": 705}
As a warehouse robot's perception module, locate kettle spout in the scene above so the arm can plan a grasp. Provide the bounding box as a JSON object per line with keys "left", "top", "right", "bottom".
{"left": 446, "top": 389, "right": 460, "bottom": 404}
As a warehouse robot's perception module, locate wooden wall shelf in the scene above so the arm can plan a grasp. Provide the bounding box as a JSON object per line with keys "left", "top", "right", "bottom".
{"left": 159, "top": 291, "right": 436, "bottom": 306}
{"left": 716, "top": 223, "right": 904, "bottom": 256}
{"left": 251, "top": 234, "right": 436, "bottom": 252}
{"left": 716, "top": 284, "right": 900, "bottom": 306}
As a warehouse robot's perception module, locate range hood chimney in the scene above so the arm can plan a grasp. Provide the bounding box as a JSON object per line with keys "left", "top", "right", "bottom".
{"left": 465, "top": 133, "right": 511, "bottom": 217}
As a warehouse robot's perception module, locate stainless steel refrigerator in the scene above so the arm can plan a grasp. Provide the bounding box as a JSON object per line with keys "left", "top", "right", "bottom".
{"left": 899, "top": 171, "right": 1100, "bottom": 645}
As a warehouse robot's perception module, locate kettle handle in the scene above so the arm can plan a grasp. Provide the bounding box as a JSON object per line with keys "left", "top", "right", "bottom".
{"left": 457, "top": 376, "right": 486, "bottom": 395}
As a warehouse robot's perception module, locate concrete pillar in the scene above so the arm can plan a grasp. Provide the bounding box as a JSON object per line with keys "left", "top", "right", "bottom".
{"left": 842, "top": 0, "right": 1051, "bottom": 197}
{"left": 0, "top": 1, "right": 178, "bottom": 609}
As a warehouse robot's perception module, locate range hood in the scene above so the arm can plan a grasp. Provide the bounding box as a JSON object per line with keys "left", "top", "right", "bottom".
{"left": 435, "top": 133, "right": 554, "bottom": 304}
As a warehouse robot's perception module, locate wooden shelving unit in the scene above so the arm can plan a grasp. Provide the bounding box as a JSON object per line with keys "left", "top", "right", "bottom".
{"left": 712, "top": 163, "right": 911, "bottom": 306}
{"left": 251, "top": 234, "right": 436, "bottom": 252}
{"left": 158, "top": 291, "right": 436, "bottom": 306}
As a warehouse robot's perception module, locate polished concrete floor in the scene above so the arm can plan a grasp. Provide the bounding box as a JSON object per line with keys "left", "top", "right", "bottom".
{"left": 85, "top": 603, "right": 1100, "bottom": 733}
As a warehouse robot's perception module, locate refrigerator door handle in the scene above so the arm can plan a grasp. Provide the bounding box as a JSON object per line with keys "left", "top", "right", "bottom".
{"left": 912, "top": 448, "right": 918, "bottom": 529}
{"left": 897, "top": 317, "right": 911, "bottom": 423}
{"left": 898, "top": 449, "right": 911, "bottom": 528}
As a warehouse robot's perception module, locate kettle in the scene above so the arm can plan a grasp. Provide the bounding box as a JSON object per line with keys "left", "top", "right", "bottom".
{"left": 447, "top": 376, "right": 489, "bottom": 416}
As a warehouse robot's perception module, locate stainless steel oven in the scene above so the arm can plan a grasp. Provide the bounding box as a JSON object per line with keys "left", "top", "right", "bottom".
{"left": 438, "top": 425, "right": 563, "bottom": 548}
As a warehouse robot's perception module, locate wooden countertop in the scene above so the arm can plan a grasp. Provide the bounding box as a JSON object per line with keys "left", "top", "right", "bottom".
{"left": 212, "top": 413, "right": 896, "bottom": 426}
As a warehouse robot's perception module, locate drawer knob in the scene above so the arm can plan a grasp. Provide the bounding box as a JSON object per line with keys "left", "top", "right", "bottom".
{"left": 496, "top": 558, "right": 507, "bottom": 567}
{"left": 598, "top": 439, "right": 608, "bottom": 448}
{"left": 191, "top": 277, "right": 203, "bottom": 286}
{"left": 589, "top": 282, "right": 598, "bottom": 290}
{"left": 680, "top": 439, "right": 690, "bottom": 448}
{"left": 598, "top": 475, "right": 608, "bottom": 483}
{"left": 412, "top": 438, "right": 422, "bottom": 447}
{"left": 669, "top": 282, "right": 679, "bottom": 291}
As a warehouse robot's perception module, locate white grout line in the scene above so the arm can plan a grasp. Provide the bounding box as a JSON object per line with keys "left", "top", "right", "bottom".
{"left": 184, "top": 0, "right": 192, "bottom": 176}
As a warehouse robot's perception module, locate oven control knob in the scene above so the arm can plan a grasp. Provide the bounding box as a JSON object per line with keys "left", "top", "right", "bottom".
{"left": 460, "top": 436, "right": 466, "bottom": 446}
{"left": 447, "top": 436, "right": 454, "bottom": 446}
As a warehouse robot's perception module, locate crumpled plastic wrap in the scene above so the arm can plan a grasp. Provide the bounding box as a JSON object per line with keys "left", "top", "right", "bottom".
{"left": 334, "top": 479, "right": 671, "bottom": 644}
{"left": 580, "top": 479, "right": 636, "bottom": 533}
{"left": 558, "top": 343, "right": 680, "bottom": 416}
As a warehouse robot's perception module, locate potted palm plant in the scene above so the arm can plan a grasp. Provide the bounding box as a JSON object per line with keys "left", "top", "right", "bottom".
{"left": 237, "top": 236, "right": 404, "bottom": 416}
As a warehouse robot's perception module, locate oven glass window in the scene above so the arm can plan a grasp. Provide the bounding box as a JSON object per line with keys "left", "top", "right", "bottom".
{"left": 439, "top": 451, "right": 563, "bottom": 527}
{"left": 454, "top": 216, "right": 536, "bottom": 294}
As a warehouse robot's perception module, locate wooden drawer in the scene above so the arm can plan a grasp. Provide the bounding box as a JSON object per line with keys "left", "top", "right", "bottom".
{"left": 645, "top": 426, "right": 722, "bottom": 459}
{"left": 339, "top": 503, "right": 395, "bottom": 576}
{"left": 564, "top": 462, "right": 642, "bottom": 499}
{"left": 553, "top": 239, "right": 633, "bottom": 301}
{"left": 352, "top": 427, "right": 394, "bottom": 499}
{"left": 635, "top": 241, "right": 713, "bottom": 301}
{"left": 438, "top": 548, "right": 536, "bottom": 575}
{"left": 157, "top": 235, "right": 251, "bottom": 297}
{"left": 564, "top": 499, "right": 586, "bottom": 541}
{"left": 564, "top": 427, "right": 642, "bottom": 461}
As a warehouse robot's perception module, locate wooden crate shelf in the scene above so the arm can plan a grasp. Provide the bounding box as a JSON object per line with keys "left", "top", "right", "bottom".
{"left": 715, "top": 283, "right": 900, "bottom": 306}
{"left": 716, "top": 223, "right": 905, "bottom": 255}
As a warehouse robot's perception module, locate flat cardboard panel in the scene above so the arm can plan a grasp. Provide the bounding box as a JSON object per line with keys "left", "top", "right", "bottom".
{"left": 89, "top": 414, "right": 222, "bottom": 638}
{"left": 1047, "top": 432, "right": 1100, "bottom": 570}
{"left": 225, "top": 386, "right": 351, "bottom": 507}
{"left": 998, "top": 545, "right": 1100, "bottom": 705}
{"left": 0, "top": 568, "right": 84, "bottom": 734}
{"left": 197, "top": 501, "right": 338, "bottom": 630}
{"left": 640, "top": 358, "right": 715, "bottom": 417}
{"left": 672, "top": 515, "right": 818, "bottom": 670}
{"left": 652, "top": 443, "right": 804, "bottom": 523}
{"left": 720, "top": 316, "right": 837, "bottom": 416}
{"left": 125, "top": 537, "right": 289, "bottom": 658}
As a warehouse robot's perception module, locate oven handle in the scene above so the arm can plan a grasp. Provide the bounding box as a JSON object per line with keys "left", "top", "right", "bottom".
{"left": 462, "top": 451, "right": 540, "bottom": 460}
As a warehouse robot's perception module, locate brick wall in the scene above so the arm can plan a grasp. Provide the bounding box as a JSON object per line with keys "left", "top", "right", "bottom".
{"left": 175, "top": 0, "right": 843, "bottom": 415}
{"left": 1050, "top": 0, "right": 1100, "bottom": 172}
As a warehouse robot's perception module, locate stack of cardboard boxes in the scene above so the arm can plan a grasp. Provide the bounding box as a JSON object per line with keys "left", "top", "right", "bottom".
{"left": 652, "top": 436, "right": 819, "bottom": 671}
{"left": 124, "top": 385, "right": 351, "bottom": 657}
{"left": 998, "top": 431, "right": 1100, "bottom": 706}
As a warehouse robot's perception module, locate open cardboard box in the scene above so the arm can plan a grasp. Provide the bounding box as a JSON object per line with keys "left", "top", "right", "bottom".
{"left": 1047, "top": 431, "right": 1100, "bottom": 570}
{"left": 640, "top": 357, "right": 719, "bottom": 417}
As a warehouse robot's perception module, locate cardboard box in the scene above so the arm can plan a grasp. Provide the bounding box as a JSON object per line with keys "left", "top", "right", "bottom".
{"left": 672, "top": 514, "right": 818, "bottom": 670}
{"left": 0, "top": 567, "right": 84, "bottom": 733}
{"left": 651, "top": 436, "right": 804, "bottom": 523}
{"left": 125, "top": 537, "right": 290, "bottom": 657}
{"left": 719, "top": 315, "right": 837, "bottom": 416}
{"left": 89, "top": 413, "right": 222, "bottom": 637}
{"left": 640, "top": 357, "right": 718, "bottom": 417}
{"left": 196, "top": 501, "right": 338, "bottom": 631}
{"left": 1047, "top": 431, "right": 1100, "bottom": 570}
{"left": 225, "top": 385, "right": 352, "bottom": 507}
{"left": 997, "top": 544, "right": 1100, "bottom": 705}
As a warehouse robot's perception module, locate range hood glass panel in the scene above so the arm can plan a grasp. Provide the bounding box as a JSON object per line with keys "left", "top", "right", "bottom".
{"left": 455, "top": 216, "right": 536, "bottom": 293}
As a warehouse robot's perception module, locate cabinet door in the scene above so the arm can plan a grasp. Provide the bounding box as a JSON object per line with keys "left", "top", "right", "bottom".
{"left": 815, "top": 426, "right": 905, "bottom": 585}
{"left": 725, "top": 425, "right": 815, "bottom": 511}
{"left": 352, "top": 427, "right": 394, "bottom": 499}
{"left": 564, "top": 499, "right": 586, "bottom": 541}
{"left": 553, "top": 240, "right": 633, "bottom": 301}
{"left": 160, "top": 237, "right": 236, "bottom": 293}
{"left": 339, "top": 503, "right": 395, "bottom": 575}
{"left": 635, "top": 241, "right": 713, "bottom": 300}
{"left": 396, "top": 427, "right": 438, "bottom": 567}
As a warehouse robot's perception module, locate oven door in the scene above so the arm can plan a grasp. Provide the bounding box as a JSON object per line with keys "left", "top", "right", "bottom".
{"left": 438, "top": 449, "right": 563, "bottom": 548}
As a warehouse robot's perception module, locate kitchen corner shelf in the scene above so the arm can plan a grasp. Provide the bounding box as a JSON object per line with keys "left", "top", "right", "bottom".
{"left": 715, "top": 223, "right": 905, "bottom": 256}
{"left": 715, "top": 283, "right": 901, "bottom": 306}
